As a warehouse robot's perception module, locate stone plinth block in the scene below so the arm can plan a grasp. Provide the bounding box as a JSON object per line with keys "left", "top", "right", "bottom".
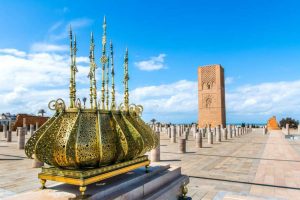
{"left": 4, "top": 164, "right": 190, "bottom": 200}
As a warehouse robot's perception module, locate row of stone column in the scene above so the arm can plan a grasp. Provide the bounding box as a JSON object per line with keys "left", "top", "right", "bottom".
{"left": 1, "top": 123, "right": 43, "bottom": 168}
{"left": 150, "top": 124, "right": 252, "bottom": 162}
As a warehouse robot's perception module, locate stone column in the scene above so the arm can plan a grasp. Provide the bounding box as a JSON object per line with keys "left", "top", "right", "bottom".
{"left": 233, "top": 126, "right": 237, "bottom": 137}
{"left": 30, "top": 124, "right": 34, "bottom": 136}
{"left": 3, "top": 124, "right": 7, "bottom": 139}
{"left": 202, "top": 127, "right": 206, "bottom": 138}
{"left": 36, "top": 122, "right": 39, "bottom": 131}
{"left": 208, "top": 131, "right": 213, "bottom": 145}
{"left": 192, "top": 124, "right": 197, "bottom": 139}
{"left": 223, "top": 128, "right": 228, "bottom": 140}
{"left": 298, "top": 125, "right": 300, "bottom": 134}
{"left": 151, "top": 131, "right": 160, "bottom": 162}
{"left": 286, "top": 124, "right": 290, "bottom": 135}
{"left": 228, "top": 125, "right": 232, "bottom": 138}
{"left": 171, "top": 125, "right": 176, "bottom": 143}
{"left": 263, "top": 127, "right": 267, "bottom": 135}
{"left": 183, "top": 131, "right": 188, "bottom": 140}
{"left": 18, "top": 127, "right": 26, "bottom": 149}
{"left": 196, "top": 131, "right": 202, "bottom": 148}
{"left": 7, "top": 121, "right": 12, "bottom": 142}
{"left": 216, "top": 125, "right": 221, "bottom": 142}
{"left": 168, "top": 127, "right": 171, "bottom": 138}
{"left": 32, "top": 154, "right": 44, "bottom": 168}
{"left": 237, "top": 127, "right": 240, "bottom": 136}
{"left": 178, "top": 139, "right": 186, "bottom": 153}
{"left": 23, "top": 118, "right": 27, "bottom": 134}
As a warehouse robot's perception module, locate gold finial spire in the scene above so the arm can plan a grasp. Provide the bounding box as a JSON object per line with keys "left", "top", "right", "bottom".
{"left": 100, "top": 16, "right": 107, "bottom": 109}
{"left": 106, "top": 57, "right": 110, "bottom": 110}
{"left": 69, "top": 26, "right": 78, "bottom": 108}
{"left": 123, "top": 48, "right": 129, "bottom": 111}
{"left": 69, "top": 25, "right": 74, "bottom": 108}
{"left": 89, "top": 32, "right": 97, "bottom": 109}
{"left": 110, "top": 41, "right": 116, "bottom": 110}
{"left": 71, "top": 34, "right": 78, "bottom": 108}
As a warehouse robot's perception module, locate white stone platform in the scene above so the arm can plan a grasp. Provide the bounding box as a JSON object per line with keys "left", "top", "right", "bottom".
{"left": 4, "top": 163, "right": 189, "bottom": 200}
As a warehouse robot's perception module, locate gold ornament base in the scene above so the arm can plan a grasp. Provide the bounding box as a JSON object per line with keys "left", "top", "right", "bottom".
{"left": 38, "top": 156, "right": 150, "bottom": 196}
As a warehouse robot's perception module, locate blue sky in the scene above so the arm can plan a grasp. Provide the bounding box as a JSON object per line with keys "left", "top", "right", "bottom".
{"left": 0, "top": 0, "right": 300, "bottom": 124}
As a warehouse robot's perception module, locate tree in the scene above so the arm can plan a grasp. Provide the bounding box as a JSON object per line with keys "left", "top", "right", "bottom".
{"left": 38, "top": 109, "right": 46, "bottom": 117}
{"left": 150, "top": 118, "right": 156, "bottom": 124}
{"left": 279, "top": 117, "right": 299, "bottom": 129}
{"left": 82, "top": 97, "right": 87, "bottom": 108}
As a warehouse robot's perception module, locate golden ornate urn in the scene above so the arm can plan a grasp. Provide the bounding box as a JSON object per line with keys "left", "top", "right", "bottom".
{"left": 25, "top": 17, "right": 158, "bottom": 196}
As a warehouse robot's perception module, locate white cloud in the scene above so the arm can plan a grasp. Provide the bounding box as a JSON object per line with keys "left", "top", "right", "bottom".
{"left": 134, "top": 54, "right": 166, "bottom": 71}
{"left": 0, "top": 48, "right": 90, "bottom": 115}
{"left": 0, "top": 48, "right": 26, "bottom": 57}
{"left": 227, "top": 80, "right": 300, "bottom": 116}
{"left": 1, "top": 45, "right": 299, "bottom": 123}
{"left": 30, "top": 43, "right": 68, "bottom": 52}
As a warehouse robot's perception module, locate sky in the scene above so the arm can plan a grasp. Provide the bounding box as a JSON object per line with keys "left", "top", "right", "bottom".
{"left": 0, "top": 0, "right": 300, "bottom": 124}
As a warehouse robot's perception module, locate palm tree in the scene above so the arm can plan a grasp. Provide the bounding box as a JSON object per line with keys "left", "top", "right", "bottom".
{"left": 82, "top": 97, "right": 87, "bottom": 108}
{"left": 150, "top": 118, "right": 156, "bottom": 124}
{"left": 38, "top": 109, "right": 46, "bottom": 117}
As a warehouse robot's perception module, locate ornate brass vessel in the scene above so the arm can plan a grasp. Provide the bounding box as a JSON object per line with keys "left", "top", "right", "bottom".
{"left": 24, "top": 17, "right": 158, "bottom": 195}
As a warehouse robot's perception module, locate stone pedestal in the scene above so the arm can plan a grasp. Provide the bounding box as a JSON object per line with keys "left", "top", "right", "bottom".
{"left": 196, "top": 131, "right": 202, "bottom": 148}
{"left": 216, "top": 125, "right": 221, "bottom": 142}
{"left": 178, "top": 139, "right": 186, "bottom": 153}
{"left": 208, "top": 131, "right": 213, "bottom": 145}
{"left": 18, "top": 127, "right": 26, "bottom": 149}
{"left": 5, "top": 164, "right": 190, "bottom": 200}
{"left": 151, "top": 132, "right": 160, "bottom": 162}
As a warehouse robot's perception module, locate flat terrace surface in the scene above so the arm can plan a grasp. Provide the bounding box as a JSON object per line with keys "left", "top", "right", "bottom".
{"left": 157, "top": 129, "right": 300, "bottom": 200}
{"left": 1, "top": 129, "right": 300, "bottom": 199}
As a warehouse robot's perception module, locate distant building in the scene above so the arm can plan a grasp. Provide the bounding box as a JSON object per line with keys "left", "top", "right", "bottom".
{"left": 0, "top": 113, "right": 16, "bottom": 126}
{"left": 12, "top": 114, "right": 49, "bottom": 131}
{"left": 198, "top": 64, "right": 226, "bottom": 128}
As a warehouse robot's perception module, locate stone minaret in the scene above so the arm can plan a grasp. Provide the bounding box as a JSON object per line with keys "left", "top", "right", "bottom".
{"left": 198, "top": 64, "right": 226, "bottom": 128}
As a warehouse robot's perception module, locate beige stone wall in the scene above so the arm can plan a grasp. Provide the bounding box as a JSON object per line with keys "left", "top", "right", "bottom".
{"left": 198, "top": 64, "right": 226, "bottom": 128}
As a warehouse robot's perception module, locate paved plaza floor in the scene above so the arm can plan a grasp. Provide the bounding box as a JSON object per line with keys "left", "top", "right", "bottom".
{"left": 1, "top": 129, "right": 300, "bottom": 199}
